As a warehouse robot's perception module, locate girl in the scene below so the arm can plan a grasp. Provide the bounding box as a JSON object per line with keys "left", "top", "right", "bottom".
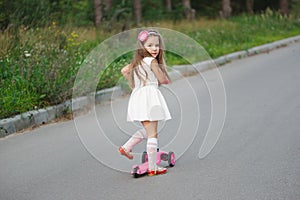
{"left": 119, "top": 30, "right": 171, "bottom": 176}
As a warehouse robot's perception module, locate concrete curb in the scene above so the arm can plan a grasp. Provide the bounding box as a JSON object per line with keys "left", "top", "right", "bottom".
{"left": 173, "top": 35, "right": 300, "bottom": 74}
{"left": 1, "top": 35, "right": 300, "bottom": 137}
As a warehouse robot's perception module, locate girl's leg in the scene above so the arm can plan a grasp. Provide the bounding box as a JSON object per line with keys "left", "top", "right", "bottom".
{"left": 123, "top": 128, "right": 147, "bottom": 151}
{"left": 142, "top": 121, "right": 158, "bottom": 170}
{"left": 142, "top": 121, "right": 167, "bottom": 176}
{"left": 119, "top": 128, "right": 147, "bottom": 160}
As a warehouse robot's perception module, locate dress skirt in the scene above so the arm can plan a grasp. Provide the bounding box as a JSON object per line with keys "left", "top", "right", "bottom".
{"left": 127, "top": 85, "right": 171, "bottom": 122}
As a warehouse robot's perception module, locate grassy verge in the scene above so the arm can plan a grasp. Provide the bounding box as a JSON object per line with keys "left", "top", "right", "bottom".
{"left": 1, "top": 12, "right": 300, "bottom": 119}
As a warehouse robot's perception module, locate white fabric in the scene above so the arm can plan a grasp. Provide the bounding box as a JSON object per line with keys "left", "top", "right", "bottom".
{"left": 127, "top": 57, "right": 171, "bottom": 122}
{"left": 147, "top": 138, "right": 158, "bottom": 170}
{"left": 122, "top": 129, "right": 147, "bottom": 151}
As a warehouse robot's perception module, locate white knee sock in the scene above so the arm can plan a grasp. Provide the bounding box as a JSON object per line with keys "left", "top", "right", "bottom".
{"left": 123, "top": 129, "right": 147, "bottom": 151}
{"left": 147, "top": 138, "right": 158, "bottom": 170}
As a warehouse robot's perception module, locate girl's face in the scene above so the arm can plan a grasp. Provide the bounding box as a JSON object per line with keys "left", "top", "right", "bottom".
{"left": 143, "top": 36, "right": 160, "bottom": 58}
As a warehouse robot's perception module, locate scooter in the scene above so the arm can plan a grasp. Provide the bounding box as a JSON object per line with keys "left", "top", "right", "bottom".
{"left": 131, "top": 149, "right": 175, "bottom": 178}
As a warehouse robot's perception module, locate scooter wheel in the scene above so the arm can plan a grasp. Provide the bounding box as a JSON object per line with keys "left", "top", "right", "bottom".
{"left": 142, "top": 151, "right": 148, "bottom": 163}
{"left": 133, "top": 166, "right": 140, "bottom": 178}
{"left": 168, "top": 151, "right": 175, "bottom": 167}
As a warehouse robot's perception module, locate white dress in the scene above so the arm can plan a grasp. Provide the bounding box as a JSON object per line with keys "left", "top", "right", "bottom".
{"left": 127, "top": 57, "right": 171, "bottom": 122}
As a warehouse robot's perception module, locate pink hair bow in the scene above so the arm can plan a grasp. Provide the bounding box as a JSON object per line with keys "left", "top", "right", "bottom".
{"left": 138, "top": 30, "right": 148, "bottom": 42}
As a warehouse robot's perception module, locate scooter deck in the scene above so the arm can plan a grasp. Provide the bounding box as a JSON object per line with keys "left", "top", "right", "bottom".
{"left": 131, "top": 151, "right": 175, "bottom": 178}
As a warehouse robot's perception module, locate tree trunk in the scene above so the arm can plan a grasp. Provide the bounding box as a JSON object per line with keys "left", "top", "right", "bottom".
{"left": 182, "top": 0, "right": 191, "bottom": 10}
{"left": 133, "top": 0, "right": 142, "bottom": 24}
{"left": 279, "top": 0, "right": 289, "bottom": 16}
{"left": 221, "top": 0, "right": 232, "bottom": 18}
{"left": 182, "top": 0, "right": 195, "bottom": 20}
{"left": 104, "top": 0, "right": 112, "bottom": 10}
{"left": 246, "top": 0, "right": 254, "bottom": 14}
{"left": 165, "top": 0, "right": 172, "bottom": 12}
{"left": 94, "top": 0, "right": 103, "bottom": 27}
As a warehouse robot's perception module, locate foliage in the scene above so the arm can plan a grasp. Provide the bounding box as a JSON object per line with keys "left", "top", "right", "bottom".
{"left": 55, "top": 0, "right": 94, "bottom": 26}
{"left": 1, "top": 0, "right": 300, "bottom": 30}
{"left": 0, "top": 0, "right": 93, "bottom": 29}
{"left": 1, "top": 11, "right": 300, "bottom": 119}
{"left": 291, "top": 0, "right": 300, "bottom": 17}
{"left": 98, "top": 54, "right": 132, "bottom": 90}
{"left": 192, "top": 10, "right": 300, "bottom": 58}
{"left": 0, "top": 0, "right": 52, "bottom": 29}
{"left": 0, "top": 23, "right": 99, "bottom": 118}
{"left": 101, "top": 0, "right": 133, "bottom": 32}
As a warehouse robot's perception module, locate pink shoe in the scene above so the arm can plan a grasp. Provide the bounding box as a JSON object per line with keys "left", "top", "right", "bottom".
{"left": 118, "top": 146, "right": 133, "bottom": 160}
{"left": 148, "top": 166, "right": 167, "bottom": 176}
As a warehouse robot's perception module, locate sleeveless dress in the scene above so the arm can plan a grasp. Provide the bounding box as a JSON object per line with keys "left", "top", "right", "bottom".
{"left": 127, "top": 57, "right": 171, "bottom": 122}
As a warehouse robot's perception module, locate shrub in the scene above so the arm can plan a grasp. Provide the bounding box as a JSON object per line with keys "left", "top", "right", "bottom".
{"left": 1, "top": 13, "right": 300, "bottom": 119}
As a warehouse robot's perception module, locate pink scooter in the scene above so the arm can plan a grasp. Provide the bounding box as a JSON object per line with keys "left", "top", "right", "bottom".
{"left": 131, "top": 149, "right": 175, "bottom": 178}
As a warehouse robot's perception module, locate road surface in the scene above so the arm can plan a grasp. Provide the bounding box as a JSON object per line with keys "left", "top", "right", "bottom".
{"left": 1, "top": 42, "right": 300, "bottom": 200}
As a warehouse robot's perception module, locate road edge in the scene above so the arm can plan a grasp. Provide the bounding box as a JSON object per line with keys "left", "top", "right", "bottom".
{"left": 1, "top": 35, "right": 300, "bottom": 137}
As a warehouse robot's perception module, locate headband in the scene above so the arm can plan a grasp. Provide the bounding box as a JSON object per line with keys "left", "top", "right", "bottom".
{"left": 138, "top": 30, "right": 158, "bottom": 42}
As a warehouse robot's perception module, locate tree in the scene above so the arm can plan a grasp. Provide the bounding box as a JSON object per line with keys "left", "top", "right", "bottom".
{"left": 221, "top": 0, "right": 232, "bottom": 18}
{"left": 94, "top": 0, "right": 103, "bottom": 27}
{"left": 104, "top": 0, "right": 112, "bottom": 10}
{"left": 182, "top": 0, "right": 195, "bottom": 20}
{"left": 165, "top": 0, "right": 172, "bottom": 12}
{"left": 133, "top": 0, "right": 142, "bottom": 24}
{"left": 246, "top": 0, "right": 254, "bottom": 14}
{"left": 279, "top": 0, "right": 289, "bottom": 15}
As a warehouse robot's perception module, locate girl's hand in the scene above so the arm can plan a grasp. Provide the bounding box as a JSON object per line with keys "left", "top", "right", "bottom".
{"left": 150, "top": 59, "right": 169, "bottom": 85}
{"left": 163, "top": 78, "right": 169, "bottom": 84}
{"left": 121, "top": 64, "right": 130, "bottom": 75}
{"left": 121, "top": 64, "right": 131, "bottom": 80}
{"left": 158, "top": 78, "right": 169, "bottom": 86}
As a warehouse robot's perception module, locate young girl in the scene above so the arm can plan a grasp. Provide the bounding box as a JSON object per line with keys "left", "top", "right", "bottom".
{"left": 119, "top": 30, "right": 171, "bottom": 176}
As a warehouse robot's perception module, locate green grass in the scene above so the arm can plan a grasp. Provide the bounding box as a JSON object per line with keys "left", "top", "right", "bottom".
{"left": 1, "top": 13, "right": 300, "bottom": 119}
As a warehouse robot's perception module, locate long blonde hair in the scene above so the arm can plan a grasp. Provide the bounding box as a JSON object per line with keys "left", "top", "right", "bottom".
{"left": 128, "top": 30, "right": 170, "bottom": 88}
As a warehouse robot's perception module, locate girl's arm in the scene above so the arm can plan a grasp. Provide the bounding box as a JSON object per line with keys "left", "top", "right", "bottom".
{"left": 150, "top": 59, "right": 169, "bottom": 85}
{"left": 121, "top": 64, "right": 131, "bottom": 80}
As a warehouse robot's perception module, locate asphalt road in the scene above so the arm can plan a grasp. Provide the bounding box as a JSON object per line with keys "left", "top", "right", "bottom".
{"left": 1, "top": 42, "right": 300, "bottom": 200}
